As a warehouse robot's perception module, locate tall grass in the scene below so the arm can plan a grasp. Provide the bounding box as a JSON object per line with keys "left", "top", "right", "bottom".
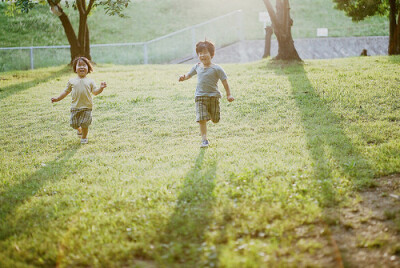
{"left": 1, "top": 56, "right": 399, "bottom": 266}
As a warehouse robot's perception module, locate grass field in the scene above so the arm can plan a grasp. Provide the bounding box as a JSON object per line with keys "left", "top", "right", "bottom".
{"left": 1, "top": 56, "right": 400, "bottom": 267}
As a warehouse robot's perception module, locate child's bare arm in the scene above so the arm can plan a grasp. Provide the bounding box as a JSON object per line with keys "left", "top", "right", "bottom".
{"left": 222, "top": 79, "right": 234, "bottom": 102}
{"left": 178, "top": 73, "right": 191, "bottom": 82}
{"left": 93, "top": 82, "right": 107, "bottom": 96}
{"left": 51, "top": 91, "right": 70, "bottom": 103}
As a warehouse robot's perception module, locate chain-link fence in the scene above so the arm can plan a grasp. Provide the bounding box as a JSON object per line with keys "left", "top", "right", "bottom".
{"left": 0, "top": 10, "right": 243, "bottom": 72}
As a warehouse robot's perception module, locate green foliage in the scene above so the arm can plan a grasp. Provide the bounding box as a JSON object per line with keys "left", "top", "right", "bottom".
{"left": 0, "top": 56, "right": 400, "bottom": 266}
{"left": 98, "top": 0, "right": 130, "bottom": 17}
{"left": 3, "top": 0, "right": 131, "bottom": 17}
{"left": 333, "top": 0, "right": 394, "bottom": 21}
{"left": 13, "top": 0, "right": 37, "bottom": 14}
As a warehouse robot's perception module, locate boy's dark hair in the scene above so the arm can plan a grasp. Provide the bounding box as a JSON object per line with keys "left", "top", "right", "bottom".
{"left": 72, "top": 56, "right": 94, "bottom": 73}
{"left": 196, "top": 40, "right": 215, "bottom": 57}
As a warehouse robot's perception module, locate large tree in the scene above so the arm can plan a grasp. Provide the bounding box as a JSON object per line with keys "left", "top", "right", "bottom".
{"left": 333, "top": 0, "right": 400, "bottom": 55}
{"left": 262, "top": 0, "right": 302, "bottom": 61}
{"left": 5, "top": 0, "right": 130, "bottom": 62}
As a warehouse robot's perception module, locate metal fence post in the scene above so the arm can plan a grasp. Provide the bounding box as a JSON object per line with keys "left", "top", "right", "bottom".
{"left": 143, "top": 42, "right": 148, "bottom": 64}
{"left": 191, "top": 27, "right": 197, "bottom": 58}
{"left": 237, "top": 10, "right": 244, "bottom": 41}
{"left": 30, "top": 47, "right": 34, "bottom": 69}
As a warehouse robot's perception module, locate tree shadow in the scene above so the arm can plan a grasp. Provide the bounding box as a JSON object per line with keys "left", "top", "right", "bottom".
{"left": 0, "top": 143, "right": 80, "bottom": 242}
{"left": 157, "top": 149, "right": 217, "bottom": 267}
{"left": 387, "top": 55, "right": 400, "bottom": 64}
{"left": 266, "top": 60, "right": 379, "bottom": 265}
{"left": 267, "top": 61, "right": 374, "bottom": 207}
{"left": 0, "top": 65, "right": 70, "bottom": 100}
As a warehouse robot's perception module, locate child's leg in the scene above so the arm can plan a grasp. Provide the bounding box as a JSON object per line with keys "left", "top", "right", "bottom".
{"left": 80, "top": 109, "right": 92, "bottom": 140}
{"left": 199, "top": 120, "right": 207, "bottom": 141}
{"left": 81, "top": 127, "right": 89, "bottom": 139}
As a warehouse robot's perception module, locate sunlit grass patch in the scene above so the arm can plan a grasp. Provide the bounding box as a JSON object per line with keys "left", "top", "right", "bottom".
{"left": 1, "top": 56, "right": 400, "bottom": 266}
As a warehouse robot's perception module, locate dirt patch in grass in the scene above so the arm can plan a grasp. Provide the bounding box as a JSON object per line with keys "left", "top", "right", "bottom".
{"left": 329, "top": 174, "right": 400, "bottom": 268}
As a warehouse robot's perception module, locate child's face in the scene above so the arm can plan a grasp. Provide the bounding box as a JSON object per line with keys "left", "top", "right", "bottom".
{"left": 76, "top": 60, "right": 88, "bottom": 78}
{"left": 198, "top": 48, "right": 212, "bottom": 65}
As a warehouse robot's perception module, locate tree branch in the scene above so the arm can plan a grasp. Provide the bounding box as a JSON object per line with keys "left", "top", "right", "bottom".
{"left": 262, "top": 0, "right": 278, "bottom": 26}
{"left": 76, "top": 0, "right": 85, "bottom": 15}
{"left": 82, "top": 0, "right": 87, "bottom": 13}
{"left": 397, "top": 2, "right": 400, "bottom": 26}
{"left": 87, "top": 0, "right": 95, "bottom": 14}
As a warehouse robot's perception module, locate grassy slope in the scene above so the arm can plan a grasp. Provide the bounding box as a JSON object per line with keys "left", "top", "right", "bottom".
{"left": 0, "top": 0, "right": 388, "bottom": 47}
{"left": 1, "top": 56, "right": 399, "bottom": 267}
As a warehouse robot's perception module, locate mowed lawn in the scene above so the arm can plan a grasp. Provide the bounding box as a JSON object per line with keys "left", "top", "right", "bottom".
{"left": 1, "top": 57, "right": 400, "bottom": 267}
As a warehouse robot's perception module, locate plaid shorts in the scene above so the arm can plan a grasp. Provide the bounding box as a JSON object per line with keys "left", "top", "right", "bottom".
{"left": 70, "top": 108, "right": 92, "bottom": 129}
{"left": 195, "top": 96, "right": 220, "bottom": 123}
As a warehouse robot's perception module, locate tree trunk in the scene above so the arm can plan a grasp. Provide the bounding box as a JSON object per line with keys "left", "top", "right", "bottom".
{"left": 388, "top": 0, "right": 400, "bottom": 55}
{"left": 77, "top": 0, "right": 91, "bottom": 59}
{"left": 48, "top": 1, "right": 80, "bottom": 63}
{"left": 84, "top": 23, "right": 91, "bottom": 60}
{"left": 78, "top": 15, "right": 88, "bottom": 57}
{"left": 263, "top": 0, "right": 301, "bottom": 61}
{"left": 59, "top": 13, "right": 81, "bottom": 62}
{"left": 263, "top": 26, "right": 274, "bottom": 58}
{"left": 76, "top": 0, "right": 92, "bottom": 60}
{"left": 50, "top": 0, "right": 92, "bottom": 63}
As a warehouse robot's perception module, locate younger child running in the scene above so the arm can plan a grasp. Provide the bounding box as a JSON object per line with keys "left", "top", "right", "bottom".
{"left": 179, "top": 40, "right": 234, "bottom": 148}
{"left": 51, "top": 56, "right": 107, "bottom": 144}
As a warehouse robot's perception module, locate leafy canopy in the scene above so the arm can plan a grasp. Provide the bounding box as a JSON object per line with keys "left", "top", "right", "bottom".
{"left": 333, "top": 0, "right": 395, "bottom": 21}
{"left": 4, "top": 0, "right": 130, "bottom": 17}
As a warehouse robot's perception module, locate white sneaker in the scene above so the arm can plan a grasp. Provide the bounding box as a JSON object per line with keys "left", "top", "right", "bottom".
{"left": 200, "top": 140, "right": 209, "bottom": 148}
{"left": 80, "top": 138, "right": 88, "bottom": 144}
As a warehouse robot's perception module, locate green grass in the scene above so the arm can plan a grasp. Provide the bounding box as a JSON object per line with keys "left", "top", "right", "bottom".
{"left": 1, "top": 56, "right": 400, "bottom": 267}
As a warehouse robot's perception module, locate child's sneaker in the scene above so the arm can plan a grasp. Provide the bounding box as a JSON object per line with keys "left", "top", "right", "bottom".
{"left": 200, "top": 139, "right": 209, "bottom": 148}
{"left": 77, "top": 130, "right": 82, "bottom": 136}
{"left": 80, "top": 138, "right": 88, "bottom": 144}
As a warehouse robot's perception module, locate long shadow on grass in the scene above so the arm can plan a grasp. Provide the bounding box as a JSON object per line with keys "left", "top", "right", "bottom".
{"left": 268, "top": 61, "right": 374, "bottom": 205}
{"left": 388, "top": 55, "right": 400, "bottom": 64}
{"left": 157, "top": 149, "right": 217, "bottom": 266}
{"left": 268, "top": 61, "right": 400, "bottom": 267}
{"left": 269, "top": 61, "right": 377, "bottom": 265}
{"left": 0, "top": 65, "right": 69, "bottom": 100}
{"left": 0, "top": 144, "right": 79, "bottom": 241}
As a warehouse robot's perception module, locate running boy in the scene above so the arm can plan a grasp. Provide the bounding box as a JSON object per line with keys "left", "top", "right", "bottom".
{"left": 179, "top": 40, "right": 234, "bottom": 148}
{"left": 51, "top": 56, "right": 107, "bottom": 144}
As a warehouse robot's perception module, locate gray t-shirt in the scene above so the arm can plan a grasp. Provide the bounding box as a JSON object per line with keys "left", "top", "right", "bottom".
{"left": 188, "top": 63, "right": 227, "bottom": 97}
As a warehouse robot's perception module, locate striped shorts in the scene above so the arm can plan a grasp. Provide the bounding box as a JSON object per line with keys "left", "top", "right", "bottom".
{"left": 195, "top": 96, "right": 220, "bottom": 123}
{"left": 70, "top": 108, "right": 92, "bottom": 129}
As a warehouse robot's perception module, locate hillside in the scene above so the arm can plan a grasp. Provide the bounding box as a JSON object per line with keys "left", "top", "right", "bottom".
{"left": 0, "top": 0, "right": 388, "bottom": 47}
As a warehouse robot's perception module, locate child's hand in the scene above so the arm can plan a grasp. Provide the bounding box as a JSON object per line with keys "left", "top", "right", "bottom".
{"left": 51, "top": 97, "right": 58, "bottom": 103}
{"left": 227, "top": 95, "right": 235, "bottom": 102}
{"left": 100, "top": 82, "right": 107, "bottom": 89}
{"left": 178, "top": 75, "right": 185, "bottom": 82}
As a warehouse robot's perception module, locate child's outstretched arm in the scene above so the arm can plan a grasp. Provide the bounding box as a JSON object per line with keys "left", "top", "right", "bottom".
{"left": 93, "top": 82, "right": 107, "bottom": 96}
{"left": 178, "top": 73, "right": 191, "bottom": 82}
{"left": 222, "top": 79, "right": 234, "bottom": 102}
{"left": 51, "top": 91, "right": 70, "bottom": 103}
